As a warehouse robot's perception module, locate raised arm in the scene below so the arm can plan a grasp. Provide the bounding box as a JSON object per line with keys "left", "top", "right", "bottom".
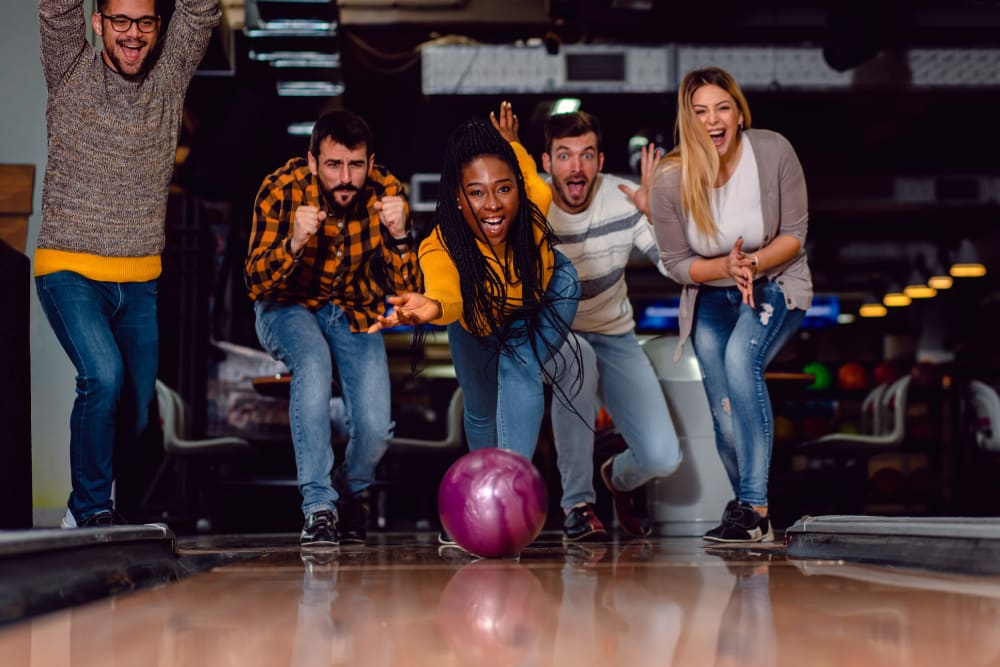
{"left": 490, "top": 100, "right": 553, "bottom": 216}
{"left": 155, "top": 0, "right": 221, "bottom": 85}
{"left": 39, "top": 0, "right": 88, "bottom": 90}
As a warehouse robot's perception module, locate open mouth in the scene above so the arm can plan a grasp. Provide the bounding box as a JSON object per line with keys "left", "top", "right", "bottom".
{"left": 565, "top": 178, "right": 588, "bottom": 199}
{"left": 480, "top": 216, "right": 505, "bottom": 232}
{"left": 119, "top": 41, "right": 145, "bottom": 64}
{"left": 708, "top": 129, "right": 726, "bottom": 148}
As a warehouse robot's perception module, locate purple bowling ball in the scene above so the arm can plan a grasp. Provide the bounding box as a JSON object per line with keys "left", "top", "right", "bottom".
{"left": 438, "top": 448, "right": 548, "bottom": 557}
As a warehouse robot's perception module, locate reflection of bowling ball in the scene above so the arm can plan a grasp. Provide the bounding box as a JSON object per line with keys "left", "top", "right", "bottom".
{"left": 837, "top": 362, "right": 870, "bottom": 391}
{"left": 438, "top": 561, "right": 549, "bottom": 666}
{"left": 803, "top": 362, "right": 833, "bottom": 391}
{"left": 873, "top": 360, "right": 902, "bottom": 386}
{"left": 774, "top": 415, "right": 797, "bottom": 445}
{"left": 438, "top": 448, "right": 548, "bottom": 557}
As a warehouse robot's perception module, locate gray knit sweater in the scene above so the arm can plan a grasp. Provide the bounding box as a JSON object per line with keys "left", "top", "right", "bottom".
{"left": 37, "top": 0, "right": 220, "bottom": 259}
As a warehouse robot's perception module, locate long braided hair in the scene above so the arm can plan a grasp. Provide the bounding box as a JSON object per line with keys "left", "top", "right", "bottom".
{"left": 436, "top": 118, "right": 551, "bottom": 338}
{"left": 430, "top": 118, "right": 584, "bottom": 405}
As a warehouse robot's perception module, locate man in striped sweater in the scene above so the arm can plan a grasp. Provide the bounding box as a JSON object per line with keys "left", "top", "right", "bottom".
{"left": 495, "top": 105, "right": 683, "bottom": 540}
{"left": 36, "top": 0, "right": 220, "bottom": 528}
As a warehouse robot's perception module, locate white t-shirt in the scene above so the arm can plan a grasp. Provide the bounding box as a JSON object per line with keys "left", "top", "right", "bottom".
{"left": 687, "top": 139, "right": 765, "bottom": 287}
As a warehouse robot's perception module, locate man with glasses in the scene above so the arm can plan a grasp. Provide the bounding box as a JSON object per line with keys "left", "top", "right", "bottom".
{"left": 36, "top": 0, "right": 220, "bottom": 528}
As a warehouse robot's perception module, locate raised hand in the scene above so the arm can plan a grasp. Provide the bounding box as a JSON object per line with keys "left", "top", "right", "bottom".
{"left": 367, "top": 293, "right": 443, "bottom": 332}
{"left": 489, "top": 100, "right": 520, "bottom": 144}
{"left": 617, "top": 142, "right": 662, "bottom": 218}
{"left": 374, "top": 194, "right": 407, "bottom": 239}
{"left": 291, "top": 205, "right": 325, "bottom": 255}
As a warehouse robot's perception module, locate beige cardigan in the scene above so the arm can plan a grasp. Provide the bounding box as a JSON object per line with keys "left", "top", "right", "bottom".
{"left": 649, "top": 128, "right": 813, "bottom": 358}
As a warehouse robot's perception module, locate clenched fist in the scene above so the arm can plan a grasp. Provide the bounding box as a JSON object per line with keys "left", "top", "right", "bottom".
{"left": 374, "top": 195, "right": 407, "bottom": 239}
{"left": 291, "top": 205, "right": 326, "bottom": 255}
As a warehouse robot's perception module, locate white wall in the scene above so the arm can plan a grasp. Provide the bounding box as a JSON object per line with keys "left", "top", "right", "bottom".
{"left": 1, "top": 3, "right": 78, "bottom": 526}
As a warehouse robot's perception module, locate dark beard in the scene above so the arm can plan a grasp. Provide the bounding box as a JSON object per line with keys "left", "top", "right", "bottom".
{"left": 104, "top": 50, "right": 152, "bottom": 82}
{"left": 323, "top": 186, "right": 361, "bottom": 217}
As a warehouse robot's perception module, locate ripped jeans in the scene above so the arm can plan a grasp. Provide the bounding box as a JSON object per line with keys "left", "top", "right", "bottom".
{"left": 691, "top": 278, "right": 805, "bottom": 507}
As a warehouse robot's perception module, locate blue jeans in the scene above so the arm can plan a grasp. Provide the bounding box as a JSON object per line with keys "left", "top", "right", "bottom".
{"left": 549, "top": 330, "right": 683, "bottom": 511}
{"left": 35, "top": 271, "right": 159, "bottom": 523}
{"left": 448, "top": 250, "right": 579, "bottom": 459}
{"left": 692, "top": 279, "right": 805, "bottom": 507}
{"left": 254, "top": 300, "right": 393, "bottom": 518}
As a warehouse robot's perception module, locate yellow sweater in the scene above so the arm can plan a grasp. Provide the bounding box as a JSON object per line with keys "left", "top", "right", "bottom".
{"left": 418, "top": 142, "right": 554, "bottom": 330}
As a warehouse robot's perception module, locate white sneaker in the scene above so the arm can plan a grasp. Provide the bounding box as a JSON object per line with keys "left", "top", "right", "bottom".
{"left": 60, "top": 507, "right": 77, "bottom": 529}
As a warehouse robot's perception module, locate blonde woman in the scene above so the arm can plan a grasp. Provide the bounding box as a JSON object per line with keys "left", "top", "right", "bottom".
{"left": 649, "top": 67, "right": 813, "bottom": 542}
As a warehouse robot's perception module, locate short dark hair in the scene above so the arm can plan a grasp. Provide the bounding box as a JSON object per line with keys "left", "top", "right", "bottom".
{"left": 309, "top": 110, "right": 374, "bottom": 158}
{"left": 97, "top": 0, "right": 160, "bottom": 13}
{"left": 544, "top": 111, "right": 602, "bottom": 153}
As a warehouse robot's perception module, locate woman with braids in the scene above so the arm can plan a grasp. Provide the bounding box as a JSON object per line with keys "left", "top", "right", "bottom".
{"left": 369, "top": 117, "right": 581, "bottom": 462}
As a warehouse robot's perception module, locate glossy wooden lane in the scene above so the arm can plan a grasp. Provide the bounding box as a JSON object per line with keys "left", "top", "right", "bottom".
{"left": 2, "top": 534, "right": 999, "bottom": 666}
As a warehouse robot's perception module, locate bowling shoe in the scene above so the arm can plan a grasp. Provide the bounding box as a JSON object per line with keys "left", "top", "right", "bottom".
{"left": 599, "top": 456, "right": 652, "bottom": 538}
{"left": 702, "top": 502, "right": 774, "bottom": 543}
{"left": 562, "top": 503, "right": 608, "bottom": 542}
{"left": 61, "top": 508, "right": 128, "bottom": 528}
{"left": 301, "top": 509, "right": 340, "bottom": 548}
{"left": 337, "top": 498, "right": 368, "bottom": 544}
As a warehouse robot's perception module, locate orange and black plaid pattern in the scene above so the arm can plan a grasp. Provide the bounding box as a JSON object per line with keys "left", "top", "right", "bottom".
{"left": 245, "top": 157, "right": 422, "bottom": 332}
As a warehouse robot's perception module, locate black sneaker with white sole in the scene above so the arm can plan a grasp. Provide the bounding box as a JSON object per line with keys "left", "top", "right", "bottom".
{"left": 703, "top": 502, "right": 774, "bottom": 543}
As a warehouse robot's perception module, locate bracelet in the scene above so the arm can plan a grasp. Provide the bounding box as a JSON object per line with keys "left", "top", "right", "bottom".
{"left": 750, "top": 254, "right": 760, "bottom": 276}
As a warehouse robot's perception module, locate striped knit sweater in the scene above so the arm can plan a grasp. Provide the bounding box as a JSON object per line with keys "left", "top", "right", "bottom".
{"left": 35, "top": 0, "right": 220, "bottom": 282}
{"left": 546, "top": 174, "right": 669, "bottom": 335}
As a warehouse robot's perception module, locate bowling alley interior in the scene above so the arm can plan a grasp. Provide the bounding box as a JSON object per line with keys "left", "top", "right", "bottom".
{"left": 4, "top": 1, "right": 1000, "bottom": 665}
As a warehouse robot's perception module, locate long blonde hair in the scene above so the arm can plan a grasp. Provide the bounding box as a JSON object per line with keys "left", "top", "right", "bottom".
{"left": 661, "top": 67, "right": 752, "bottom": 240}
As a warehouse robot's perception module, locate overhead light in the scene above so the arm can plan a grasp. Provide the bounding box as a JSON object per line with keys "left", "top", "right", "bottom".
{"left": 859, "top": 303, "right": 887, "bottom": 317}
{"left": 949, "top": 238, "right": 987, "bottom": 278}
{"left": 928, "top": 274, "right": 953, "bottom": 290}
{"left": 927, "top": 252, "right": 953, "bottom": 289}
{"left": 550, "top": 98, "right": 582, "bottom": 115}
{"left": 859, "top": 292, "right": 887, "bottom": 318}
{"left": 883, "top": 279, "right": 911, "bottom": 307}
{"left": 903, "top": 267, "right": 936, "bottom": 299}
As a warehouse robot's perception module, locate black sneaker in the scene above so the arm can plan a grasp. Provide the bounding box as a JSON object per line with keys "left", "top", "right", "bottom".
{"left": 301, "top": 509, "right": 340, "bottom": 548}
{"left": 702, "top": 502, "right": 774, "bottom": 543}
{"left": 703, "top": 499, "right": 739, "bottom": 540}
{"left": 337, "top": 497, "right": 368, "bottom": 544}
{"left": 562, "top": 503, "right": 608, "bottom": 542}
{"left": 599, "top": 456, "right": 652, "bottom": 537}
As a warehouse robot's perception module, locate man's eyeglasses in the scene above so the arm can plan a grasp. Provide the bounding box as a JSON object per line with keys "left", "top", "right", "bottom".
{"left": 99, "top": 12, "right": 158, "bottom": 33}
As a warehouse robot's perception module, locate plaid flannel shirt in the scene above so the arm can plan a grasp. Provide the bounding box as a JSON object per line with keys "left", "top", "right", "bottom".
{"left": 245, "top": 157, "right": 422, "bottom": 332}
